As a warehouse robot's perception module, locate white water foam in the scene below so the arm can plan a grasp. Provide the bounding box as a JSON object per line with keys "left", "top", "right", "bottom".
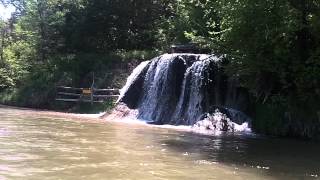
{"left": 106, "top": 105, "right": 252, "bottom": 136}
{"left": 117, "top": 60, "right": 150, "bottom": 103}
{"left": 192, "top": 110, "right": 251, "bottom": 135}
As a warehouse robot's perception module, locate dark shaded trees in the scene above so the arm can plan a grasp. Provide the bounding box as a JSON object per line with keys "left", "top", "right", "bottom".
{"left": 63, "top": 0, "right": 172, "bottom": 52}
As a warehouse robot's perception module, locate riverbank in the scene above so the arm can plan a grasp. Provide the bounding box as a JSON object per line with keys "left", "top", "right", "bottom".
{"left": 0, "top": 104, "right": 105, "bottom": 122}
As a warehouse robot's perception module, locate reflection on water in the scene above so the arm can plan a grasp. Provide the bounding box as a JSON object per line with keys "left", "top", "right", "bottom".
{"left": 0, "top": 107, "right": 319, "bottom": 180}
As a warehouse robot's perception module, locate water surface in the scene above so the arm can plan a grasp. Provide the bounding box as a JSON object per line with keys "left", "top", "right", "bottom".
{"left": 0, "top": 107, "right": 319, "bottom": 179}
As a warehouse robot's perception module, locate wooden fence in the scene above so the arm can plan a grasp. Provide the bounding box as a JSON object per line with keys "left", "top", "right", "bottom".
{"left": 55, "top": 86, "right": 120, "bottom": 103}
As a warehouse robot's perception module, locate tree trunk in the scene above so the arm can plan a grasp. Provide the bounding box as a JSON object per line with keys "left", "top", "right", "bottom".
{"left": 37, "top": 0, "right": 47, "bottom": 62}
{"left": 0, "top": 28, "right": 5, "bottom": 65}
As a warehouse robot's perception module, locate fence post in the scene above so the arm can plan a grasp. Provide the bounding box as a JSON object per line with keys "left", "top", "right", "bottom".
{"left": 91, "top": 72, "right": 95, "bottom": 105}
{"left": 91, "top": 88, "right": 94, "bottom": 105}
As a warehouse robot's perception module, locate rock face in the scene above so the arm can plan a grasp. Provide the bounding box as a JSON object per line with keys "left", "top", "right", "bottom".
{"left": 118, "top": 53, "right": 251, "bottom": 126}
{"left": 116, "top": 61, "right": 150, "bottom": 109}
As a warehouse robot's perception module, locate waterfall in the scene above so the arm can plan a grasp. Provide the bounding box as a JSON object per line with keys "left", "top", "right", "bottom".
{"left": 117, "top": 60, "right": 151, "bottom": 109}
{"left": 170, "top": 58, "right": 212, "bottom": 125}
{"left": 117, "top": 53, "right": 251, "bottom": 131}
{"left": 137, "top": 54, "right": 187, "bottom": 123}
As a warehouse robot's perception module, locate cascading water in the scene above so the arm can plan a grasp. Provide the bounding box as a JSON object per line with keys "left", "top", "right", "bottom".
{"left": 170, "top": 58, "right": 211, "bottom": 125}
{"left": 137, "top": 54, "right": 187, "bottom": 124}
{"left": 117, "top": 53, "right": 252, "bottom": 132}
{"left": 116, "top": 60, "right": 150, "bottom": 109}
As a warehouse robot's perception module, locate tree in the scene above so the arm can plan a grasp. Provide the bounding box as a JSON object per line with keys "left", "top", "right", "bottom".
{"left": 63, "top": 0, "right": 171, "bottom": 52}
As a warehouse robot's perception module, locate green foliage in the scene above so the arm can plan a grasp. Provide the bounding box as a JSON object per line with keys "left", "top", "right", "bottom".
{"left": 1, "top": 0, "right": 320, "bottom": 137}
{"left": 69, "top": 100, "right": 115, "bottom": 114}
{"left": 253, "top": 95, "right": 287, "bottom": 136}
{"left": 0, "top": 68, "right": 14, "bottom": 89}
{"left": 63, "top": 0, "right": 171, "bottom": 52}
{"left": 0, "top": 88, "right": 19, "bottom": 105}
{"left": 0, "top": 0, "right": 164, "bottom": 110}
{"left": 0, "top": 63, "right": 59, "bottom": 107}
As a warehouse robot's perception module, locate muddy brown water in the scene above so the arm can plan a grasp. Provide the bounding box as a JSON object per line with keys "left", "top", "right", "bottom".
{"left": 0, "top": 106, "right": 319, "bottom": 180}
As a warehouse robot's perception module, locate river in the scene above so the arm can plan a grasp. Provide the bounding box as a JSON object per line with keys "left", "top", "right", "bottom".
{"left": 0, "top": 106, "right": 319, "bottom": 180}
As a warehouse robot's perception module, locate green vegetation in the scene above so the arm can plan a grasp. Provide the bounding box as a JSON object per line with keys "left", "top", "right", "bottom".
{"left": 0, "top": 0, "right": 319, "bottom": 138}
{"left": 0, "top": 0, "right": 164, "bottom": 110}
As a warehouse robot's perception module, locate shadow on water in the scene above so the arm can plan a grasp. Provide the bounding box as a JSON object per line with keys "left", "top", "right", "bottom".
{"left": 161, "top": 132, "right": 320, "bottom": 179}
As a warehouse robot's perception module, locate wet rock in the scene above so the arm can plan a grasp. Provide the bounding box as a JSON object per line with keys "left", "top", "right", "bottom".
{"left": 117, "top": 61, "right": 150, "bottom": 109}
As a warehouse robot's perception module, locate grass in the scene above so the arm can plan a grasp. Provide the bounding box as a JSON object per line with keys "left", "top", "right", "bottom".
{"left": 67, "top": 100, "right": 116, "bottom": 114}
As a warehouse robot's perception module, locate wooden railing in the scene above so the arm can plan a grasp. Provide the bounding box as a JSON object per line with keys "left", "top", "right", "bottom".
{"left": 55, "top": 86, "right": 120, "bottom": 103}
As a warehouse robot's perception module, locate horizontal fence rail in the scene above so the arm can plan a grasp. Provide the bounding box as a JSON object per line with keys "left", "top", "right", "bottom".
{"left": 55, "top": 86, "right": 120, "bottom": 103}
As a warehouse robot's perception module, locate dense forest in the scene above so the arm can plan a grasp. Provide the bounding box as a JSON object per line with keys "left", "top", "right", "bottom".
{"left": 0, "top": 0, "right": 319, "bottom": 138}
